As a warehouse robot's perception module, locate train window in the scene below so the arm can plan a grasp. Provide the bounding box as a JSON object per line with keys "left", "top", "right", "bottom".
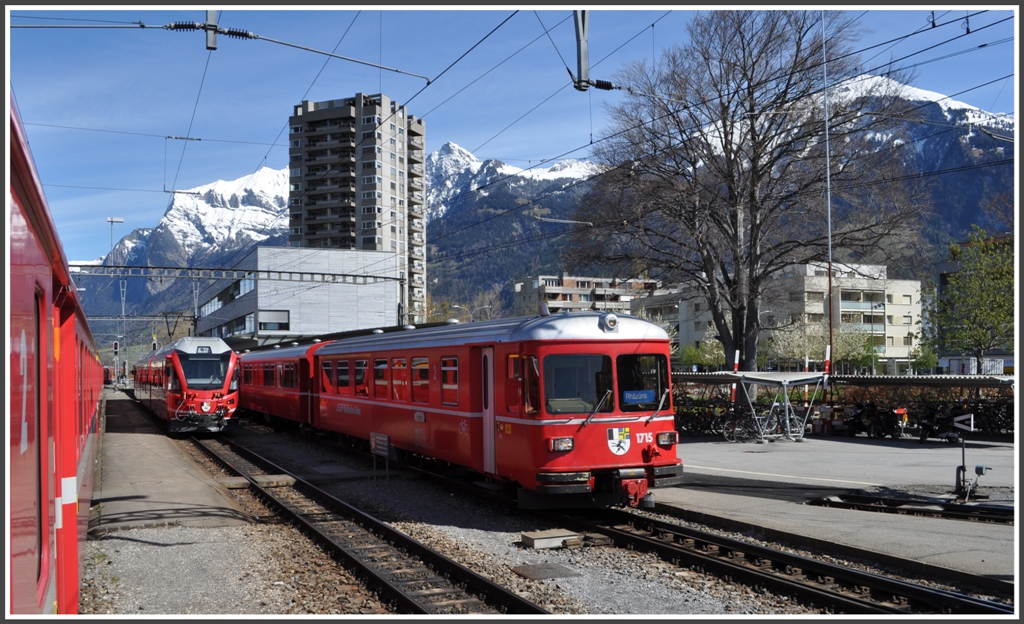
{"left": 523, "top": 356, "right": 540, "bottom": 415}
{"left": 411, "top": 357, "right": 429, "bottom": 403}
{"left": 242, "top": 364, "right": 252, "bottom": 385}
{"left": 506, "top": 354, "right": 521, "bottom": 414}
{"left": 263, "top": 363, "right": 275, "bottom": 387}
{"left": 336, "top": 360, "right": 351, "bottom": 395}
{"left": 392, "top": 358, "right": 408, "bottom": 401}
{"left": 355, "top": 360, "right": 369, "bottom": 396}
{"left": 320, "top": 360, "right": 334, "bottom": 393}
{"left": 374, "top": 359, "right": 390, "bottom": 399}
{"left": 282, "top": 363, "right": 298, "bottom": 389}
{"left": 507, "top": 354, "right": 521, "bottom": 379}
{"left": 616, "top": 354, "right": 669, "bottom": 412}
{"left": 229, "top": 364, "right": 239, "bottom": 392}
{"left": 168, "top": 365, "right": 181, "bottom": 392}
{"left": 441, "top": 357, "right": 459, "bottom": 405}
{"left": 542, "top": 354, "right": 614, "bottom": 414}
{"left": 178, "top": 350, "right": 232, "bottom": 390}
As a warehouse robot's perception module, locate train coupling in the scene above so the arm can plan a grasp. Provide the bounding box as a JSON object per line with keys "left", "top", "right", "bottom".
{"left": 616, "top": 468, "right": 650, "bottom": 508}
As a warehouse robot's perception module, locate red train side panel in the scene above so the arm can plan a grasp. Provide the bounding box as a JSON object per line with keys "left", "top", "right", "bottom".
{"left": 9, "top": 95, "right": 103, "bottom": 615}
{"left": 239, "top": 314, "right": 684, "bottom": 509}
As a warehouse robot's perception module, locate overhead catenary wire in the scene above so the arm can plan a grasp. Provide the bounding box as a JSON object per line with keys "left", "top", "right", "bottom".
{"left": 13, "top": 9, "right": 1012, "bottom": 280}
{"left": 429, "top": 13, "right": 1015, "bottom": 244}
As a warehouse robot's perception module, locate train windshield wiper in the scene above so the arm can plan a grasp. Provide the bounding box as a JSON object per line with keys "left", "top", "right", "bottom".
{"left": 645, "top": 388, "right": 670, "bottom": 424}
{"left": 582, "top": 389, "right": 612, "bottom": 427}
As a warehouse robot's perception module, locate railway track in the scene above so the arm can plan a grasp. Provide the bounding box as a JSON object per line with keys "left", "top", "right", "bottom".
{"left": 807, "top": 494, "right": 1015, "bottom": 524}
{"left": 188, "top": 436, "right": 548, "bottom": 616}
{"left": 391, "top": 458, "right": 1012, "bottom": 615}
{"left": 552, "top": 508, "right": 1013, "bottom": 615}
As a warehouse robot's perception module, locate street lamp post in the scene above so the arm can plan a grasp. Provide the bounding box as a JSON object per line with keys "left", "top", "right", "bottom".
{"left": 107, "top": 217, "right": 124, "bottom": 380}
{"left": 871, "top": 301, "right": 884, "bottom": 375}
{"left": 107, "top": 217, "right": 124, "bottom": 257}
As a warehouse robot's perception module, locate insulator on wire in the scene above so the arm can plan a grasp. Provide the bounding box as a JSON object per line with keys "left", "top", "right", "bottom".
{"left": 592, "top": 79, "right": 617, "bottom": 91}
{"left": 168, "top": 21, "right": 202, "bottom": 31}
{"left": 222, "top": 28, "right": 255, "bottom": 40}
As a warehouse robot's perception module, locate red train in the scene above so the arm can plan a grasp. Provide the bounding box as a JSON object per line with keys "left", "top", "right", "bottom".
{"left": 239, "top": 311, "right": 684, "bottom": 508}
{"left": 132, "top": 337, "right": 240, "bottom": 433}
{"left": 9, "top": 96, "right": 104, "bottom": 614}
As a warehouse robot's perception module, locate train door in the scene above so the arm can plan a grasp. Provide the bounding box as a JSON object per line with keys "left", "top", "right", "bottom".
{"left": 482, "top": 347, "right": 496, "bottom": 475}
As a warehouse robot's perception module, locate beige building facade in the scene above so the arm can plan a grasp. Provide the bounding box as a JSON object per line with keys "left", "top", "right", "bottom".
{"left": 678, "top": 263, "right": 922, "bottom": 374}
{"left": 513, "top": 273, "right": 659, "bottom": 317}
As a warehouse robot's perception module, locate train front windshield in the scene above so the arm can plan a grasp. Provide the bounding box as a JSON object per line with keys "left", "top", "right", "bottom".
{"left": 540, "top": 353, "right": 669, "bottom": 415}
{"left": 178, "top": 352, "right": 233, "bottom": 390}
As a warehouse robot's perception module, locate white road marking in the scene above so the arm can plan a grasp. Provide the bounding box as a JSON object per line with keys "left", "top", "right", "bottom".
{"left": 685, "top": 464, "right": 882, "bottom": 487}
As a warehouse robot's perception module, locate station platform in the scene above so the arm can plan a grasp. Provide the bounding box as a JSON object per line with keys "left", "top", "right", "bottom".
{"left": 90, "top": 388, "right": 1016, "bottom": 592}
{"left": 89, "top": 388, "right": 250, "bottom": 535}
{"left": 653, "top": 434, "right": 1017, "bottom": 590}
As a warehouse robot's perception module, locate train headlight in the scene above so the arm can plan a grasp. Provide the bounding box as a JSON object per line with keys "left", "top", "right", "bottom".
{"left": 657, "top": 431, "right": 679, "bottom": 446}
{"left": 547, "top": 437, "right": 575, "bottom": 452}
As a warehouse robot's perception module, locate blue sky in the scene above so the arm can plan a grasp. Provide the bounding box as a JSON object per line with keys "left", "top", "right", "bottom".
{"left": 6, "top": 6, "right": 1017, "bottom": 263}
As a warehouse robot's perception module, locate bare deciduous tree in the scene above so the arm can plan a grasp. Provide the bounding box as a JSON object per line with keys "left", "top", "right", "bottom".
{"left": 565, "top": 11, "right": 927, "bottom": 371}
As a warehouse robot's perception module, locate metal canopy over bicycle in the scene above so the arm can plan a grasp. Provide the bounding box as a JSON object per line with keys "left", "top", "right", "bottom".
{"left": 693, "top": 372, "right": 828, "bottom": 443}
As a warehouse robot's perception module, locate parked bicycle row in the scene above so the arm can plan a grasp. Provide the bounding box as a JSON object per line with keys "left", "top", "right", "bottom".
{"left": 673, "top": 394, "right": 1014, "bottom": 441}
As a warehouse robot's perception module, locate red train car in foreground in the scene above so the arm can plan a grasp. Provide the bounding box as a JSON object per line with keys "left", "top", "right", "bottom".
{"left": 240, "top": 311, "right": 683, "bottom": 508}
{"left": 9, "top": 96, "right": 104, "bottom": 614}
{"left": 133, "top": 337, "right": 240, "bottom": 433}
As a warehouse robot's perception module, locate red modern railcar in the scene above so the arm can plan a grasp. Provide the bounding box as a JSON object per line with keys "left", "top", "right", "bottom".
{"left": 239, "top": 312, "right": 683, "bottom": 508}
{"left": 132, "top": 337, "right": 240, "bottom": 433}
{"left": 9, "top": 96, "right": 104, "bottom": 614}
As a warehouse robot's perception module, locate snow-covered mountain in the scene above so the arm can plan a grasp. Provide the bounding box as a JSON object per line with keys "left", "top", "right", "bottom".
{"left": 425, "top": 141, "right": 602, "bottom": 221}
{"left": 111, "top": 166, "right": 288, "bottom": 273}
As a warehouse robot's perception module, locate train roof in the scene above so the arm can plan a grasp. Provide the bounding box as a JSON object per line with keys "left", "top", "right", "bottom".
{"left": 136, "top": 337, "right": 235, "bottom": 366}
{"left": 238, "top": 312, "right": 669, "bottom": 361}
{"left": 316, "top": 311, "right": 668, "bottom": 356}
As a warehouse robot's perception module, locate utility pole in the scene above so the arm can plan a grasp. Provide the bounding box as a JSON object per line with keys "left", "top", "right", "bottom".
{"left": 573, "top": 11, "right": 589, "bottom": 91}
{"left": 570, "top": 10, "right": 618, "bottom": 92}
{"left": 205, "top": 10, "right": 217, "bottom": 50}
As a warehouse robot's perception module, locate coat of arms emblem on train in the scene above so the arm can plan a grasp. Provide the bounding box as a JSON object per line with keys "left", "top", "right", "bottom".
{"left": 607, "top": 427, "right": 630, "bottom": 455}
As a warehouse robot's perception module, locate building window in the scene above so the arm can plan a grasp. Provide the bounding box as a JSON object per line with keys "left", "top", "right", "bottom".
{"left": 903, "top": 335, "right": 913, "bottom": 346}
{"left": 807, "top": 291, "right": 825, "bottom": 301}
{"left": 903, "top": 315, "right": 912, "bottom": 325}
{"left": 694, "top": 321, "right": 702, "bottom": 331}
{"left": 362, "top": 115, "right": 381, "bottom": 125}
{"left": 903, "top": 294, "right": 912, "bottom": 304}
{"left": 258, "top": 310, "right": 289, "bottom": 331}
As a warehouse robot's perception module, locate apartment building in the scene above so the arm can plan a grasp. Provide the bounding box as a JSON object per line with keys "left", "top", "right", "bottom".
{"left": 288, "top": 93, "right": 427, "bottom": 323}
{"left": 513, "top": 273, "right": 659, "bottom": 317}
{"left": 678, "top": 263, "right": 922, "bottom": 374}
